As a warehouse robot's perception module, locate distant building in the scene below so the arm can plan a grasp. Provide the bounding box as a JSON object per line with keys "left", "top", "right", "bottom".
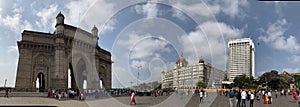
{"left": 161, "top": 54, "right": 225, "bottom": 89}
{"left": 280, "top": 71, "right": 292, "bottom": 77}
{"left": 228, "top": 38, "right": 255, "bottom": 81}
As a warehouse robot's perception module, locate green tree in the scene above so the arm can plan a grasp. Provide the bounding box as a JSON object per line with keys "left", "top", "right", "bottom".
{"left": 293, "top": 75, "right": 300, "bottom": 87}
{"left": 197, "top": 81, "right": 207, "bottom": 88}
{"left": 233, "top": 74, "right": 254, "bottom": 89}
{"left": 259, "top": 70, "right": 292, "bottom": 90}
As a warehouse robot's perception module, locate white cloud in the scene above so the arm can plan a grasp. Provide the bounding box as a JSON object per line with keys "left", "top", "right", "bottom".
{"left": 135, "top": 1, "right": 158, "bottom": 19}
{"left": 172, "top": 0, "right": 248, "bottom": 19}
{"left": 12, "top": 3, "right": 24, "bottom": 14}
{"left": 7, "top": 45, "right": 18, "bottom": 54}
{"left": 1, "top": 13, "right": 32, "bottom": 35}
{"left": 101, "top": 18, "right": 117, "bottom": 34}
{"left": 220, "top": 0, "right": 248, "bottom": 18}
{"left": 35, "top": 3, "right": 58, "bottom": 30}
{"left": 259, "top": 19, "right": 300, "bottom": 54}
{"left": 289, "top": 55, "right": 300, "bottom": 63}
{"left": 173, "top": 2, "right": 219, "bottom": 19}
{"left": 180, "top": 21, "right": 243, "bottom": 69}
{"left": 65, "top": 0, "right": 115, "bottom": 31}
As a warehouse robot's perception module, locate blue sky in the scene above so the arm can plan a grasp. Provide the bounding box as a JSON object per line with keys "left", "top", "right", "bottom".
{"left": 0, "top": 0, "right": 300, "bottom": 88}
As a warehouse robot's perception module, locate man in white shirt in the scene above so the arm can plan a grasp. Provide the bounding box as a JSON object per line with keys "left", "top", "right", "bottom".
{"left": 268, "top": 91, "right": 272, "bottom": 104}
{"left": 199, "top": 90, "right": 203, "bottom": 103}
{"left": 241, "top": 90, "right": 247, "bottom": 107}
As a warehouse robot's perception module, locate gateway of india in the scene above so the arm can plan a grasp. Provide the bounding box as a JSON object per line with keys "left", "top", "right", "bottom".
{"left": 14, "top": 12, "right": 112, "bottom": 92}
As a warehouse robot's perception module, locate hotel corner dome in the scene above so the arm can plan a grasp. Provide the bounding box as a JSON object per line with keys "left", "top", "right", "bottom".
{"left": 199, "top": 56, "right": 204, "bottom": 64}
{"left": 176, "top": 54, "right": 188, "bottom": 64}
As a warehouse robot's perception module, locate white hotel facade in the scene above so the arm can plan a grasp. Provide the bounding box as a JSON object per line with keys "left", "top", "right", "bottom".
{"left": 161, "top": 54, "right": 225, "bottom": 89}
{"left": 228, "top": 38, "right": 255, "bottom": 81}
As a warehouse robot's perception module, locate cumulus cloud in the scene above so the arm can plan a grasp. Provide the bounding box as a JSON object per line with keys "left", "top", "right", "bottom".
{"left": 258, "top": 19, "right": 300, "bottom": 54}
{"left": 1, "top": 13, "right": 32, "bottom": 36}
{"left": 180, "top": 21, "right": 243, "bottom": 70}
{"left": 101, "top": 18, "right": 117, "bottom": 34}
{"left": 65, "top": 0, "right": 115, "bottom": 31}
{"left": 135, "top": 1, "right": 158, "bottom": 19}
{"left": 173, "top": 0, "right": 248, "bottom": 19}
{"left": 35, "top": 3, "right": 58, "bottom": 30}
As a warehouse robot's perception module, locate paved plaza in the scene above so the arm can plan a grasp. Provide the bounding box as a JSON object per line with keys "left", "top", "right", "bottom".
{"left": 0, "top": 93, "right": 298, "bottom": 107}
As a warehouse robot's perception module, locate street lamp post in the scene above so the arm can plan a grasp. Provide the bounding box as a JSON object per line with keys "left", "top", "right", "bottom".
{"left": 4, "top": 79, "right": 7, "bottom": 88}
{"left": 135, "top": 65, "right": 142, "bottom": 91}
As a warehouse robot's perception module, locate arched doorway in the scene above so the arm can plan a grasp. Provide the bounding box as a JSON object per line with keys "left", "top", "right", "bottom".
{"left": 36, "top": 73, "right": 45, "bottom": 92}
{"left": 76, "top": 58, "right": 87, "bottom": 90}
{"left": 100, "top": 78, "right": 104, "bottom": 89}
{"left": 99, "top": 66, "right": 105, "bottom": 89}
{"left": 68, "top": 63, "right": 77, "bottom": 90}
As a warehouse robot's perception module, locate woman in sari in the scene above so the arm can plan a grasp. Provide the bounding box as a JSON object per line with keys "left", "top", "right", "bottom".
{"left": 130, "top": 92, "right": 136, "bottom": 105}
{"left": 264, "top": 92, "right": 268, "bottom": 104}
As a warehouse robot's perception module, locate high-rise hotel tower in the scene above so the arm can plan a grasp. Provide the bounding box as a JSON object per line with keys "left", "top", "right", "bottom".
{"left": 228, "top": 38, "right": 255, "bottom": 81}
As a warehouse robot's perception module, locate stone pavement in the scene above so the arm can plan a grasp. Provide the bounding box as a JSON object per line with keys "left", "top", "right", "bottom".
{"left": 0, "top": 93, "right": 298, "bottom": 107}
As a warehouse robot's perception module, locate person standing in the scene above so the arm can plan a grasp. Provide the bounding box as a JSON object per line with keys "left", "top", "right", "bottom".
{"left": 241, "top": 90, "right": 247, "bottom": 107}
{"left": 250, "top": 92, "right": 254, "bottom": 107}
{"left": 4, "top": 88, "right": 9, "bottom": 98}
{"left": 263, "top": 92, "right": 268, "bottom": 104}
{"left": 194, "top": 88, "right": 199, "bottom": 96}
{"left": 293, "top": 89, "right": 298, "bottom": 103}
{"left": 130, "top": 92, "right": 136, "bottom": 105}
{"left": 256, "top": 90, "right": 260, "bottom": 102}
{"left": 268, "top": 91, "right": 272, "bottom": 104}
{"left": 275, "top": 89, "right": 278, "bottom": 98}
{"left": 229, "top": 90, "right": 235, "bottom": 107}
{"left": 236, "top": 90, "right": 241, "bottom": 107}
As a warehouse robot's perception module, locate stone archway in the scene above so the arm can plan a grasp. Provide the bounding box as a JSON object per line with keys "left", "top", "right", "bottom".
{"left": 98, "top": 66, "right": 106, "bottom": 89}
{"left": 15, "top": 12, "right": 112, "bottom": 92}
{"left": 36, "top": 72, "right": 45, "bottom": 92}
{"left": 75, "top": 58, "right": 88, "bottom": 90}
{"left": 68, "top": 63, "right": 77, "bottom": 90}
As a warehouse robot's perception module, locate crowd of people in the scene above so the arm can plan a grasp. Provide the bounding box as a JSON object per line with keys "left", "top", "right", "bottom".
{"left": 220, "top": 88, "right": 300, "bottom": 107}
{"left": 47, "top": 88, "right": 109, "bottom": 101}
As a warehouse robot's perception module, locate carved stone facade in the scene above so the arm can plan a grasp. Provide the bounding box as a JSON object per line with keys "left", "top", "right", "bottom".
{"left": 15, "top": 12, "right": 112, "bottom": 92}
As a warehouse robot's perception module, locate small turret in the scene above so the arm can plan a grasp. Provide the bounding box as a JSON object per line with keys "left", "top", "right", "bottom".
{"left": 55, "top": 12, "right": 65, "bottom": 35}
{"left": 91, "top": 25, "right": 98, "bottom": 37}
{"left": 56, "top": 12, "right": 65, "bottom": 26}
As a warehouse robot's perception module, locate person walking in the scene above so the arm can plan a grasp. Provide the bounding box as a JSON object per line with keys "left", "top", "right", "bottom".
{"left": 199, "top": 90, "right": 204, "bottom": 103}
{"left": 241, "top": 90, "right": 247, "bottom": 107}
{"left": 293, "top": 89, "right": 298, "bottom": 103}
{"left": 130, "top": 91, "right": 136, "bottom": 105}
{"left": 250, "top": 92, "right": 254, "bottom": 107}
{"left": 229, "top": 90, "right": 235, "bottom": 107}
